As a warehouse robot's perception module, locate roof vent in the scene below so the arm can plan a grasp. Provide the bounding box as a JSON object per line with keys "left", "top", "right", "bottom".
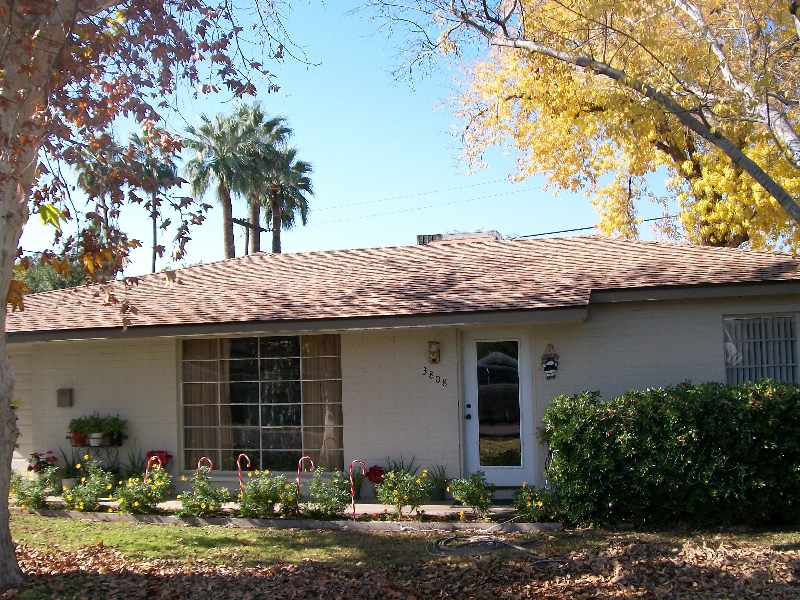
{"left": 417, "top": 230, "right": 503, "bottom": 245}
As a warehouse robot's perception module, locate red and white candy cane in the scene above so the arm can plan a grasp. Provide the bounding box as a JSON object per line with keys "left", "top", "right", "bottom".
{"left": 349, "top": 460, "right": 367, "bottom": 520}
{"left": 197, "top": 456, "right": 213, "bottom": 476}
{"left": 145, "top": 455, "right": 162, "bottom": 478}
{"left": 236, "top": 453, "right": 251, "bottom": 493}
{"left": 295, "top": 456, "right": 315, "bottom": 516}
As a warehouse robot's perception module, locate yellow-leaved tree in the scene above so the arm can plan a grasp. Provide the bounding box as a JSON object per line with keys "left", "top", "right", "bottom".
{"left": 370, "top": 0, "right": 800, "bottom": 250}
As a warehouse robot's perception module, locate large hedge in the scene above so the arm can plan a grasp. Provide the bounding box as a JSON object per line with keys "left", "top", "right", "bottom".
{"left": 540, "top": 381, "right": 800, "bottom": 526}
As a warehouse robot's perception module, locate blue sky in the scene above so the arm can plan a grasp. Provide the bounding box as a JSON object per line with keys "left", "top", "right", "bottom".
{"left": 20, "top": 1, "right": 665, "bottom": 276}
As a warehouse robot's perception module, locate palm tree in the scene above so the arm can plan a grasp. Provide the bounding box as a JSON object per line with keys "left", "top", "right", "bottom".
{"left": 184, "top": 105, "right": 290, "bottom": 259}
{"left": 76, "top": 143, "right": 123, "bottom": 245}
{"left": 263, "top": 146, "right": 313, "bottom": 254}
{"left": 128, "top": 131, "right": 179, "bottom": 273}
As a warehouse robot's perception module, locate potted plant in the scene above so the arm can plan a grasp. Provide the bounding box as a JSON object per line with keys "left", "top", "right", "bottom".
{"left": 103, "top": 415, "right": 127, "bottom": 446}
{"left": 428, "top": 464, "right": 447, "bottom": 501}
{"left": 59, "top": 448, "right": 80, "bottom": 490}
{"left": 67, "top": 417, "right": 88, "bottom": 446}
{"left": 85, "top": 412, "right": 104, "bottom": 446}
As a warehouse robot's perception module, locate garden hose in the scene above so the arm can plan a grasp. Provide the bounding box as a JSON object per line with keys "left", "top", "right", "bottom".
{"left": 426, "top": 534, "right": 566, "bottom": 565}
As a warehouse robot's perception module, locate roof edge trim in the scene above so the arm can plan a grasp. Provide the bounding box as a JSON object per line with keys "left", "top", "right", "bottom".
{"left": 591, "top": 280, "right": 800, "bottom": 303}
{"left": 6, "top": 306, "right": 589, "bottom": 343}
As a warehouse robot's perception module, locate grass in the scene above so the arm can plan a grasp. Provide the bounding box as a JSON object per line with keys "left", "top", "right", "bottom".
{"left": 11, "top": 513, "right": 800, "bottom": 567}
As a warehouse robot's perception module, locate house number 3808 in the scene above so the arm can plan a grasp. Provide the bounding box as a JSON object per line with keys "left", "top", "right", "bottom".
{"left": 422, "top": 366, "right": 447, "bottom": 386}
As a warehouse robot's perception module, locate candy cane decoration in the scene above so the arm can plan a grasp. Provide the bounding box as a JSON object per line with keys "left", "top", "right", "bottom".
{"left": 236, "top": 453, "right": 251, "bottom": 493}
{"left": 145, "top": 455, "right": 162, "bottom": 478}
{"left": 295, "top": 456, "right": 315, "bottom": 516}
{"left": 197, "top": 456, "right": 213, "bottom": 476}
{"left": 349, "top": 460, "right": 367, "bottom": 520}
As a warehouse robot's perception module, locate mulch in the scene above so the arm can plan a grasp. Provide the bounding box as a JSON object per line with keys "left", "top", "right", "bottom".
{"left": 6, "top": 536, "right": 800, "bottom": 599}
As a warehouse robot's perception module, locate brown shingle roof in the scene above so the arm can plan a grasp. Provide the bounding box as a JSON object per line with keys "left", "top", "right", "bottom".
{"left": 7, "top": 236, "right": 800, "bottom": 335}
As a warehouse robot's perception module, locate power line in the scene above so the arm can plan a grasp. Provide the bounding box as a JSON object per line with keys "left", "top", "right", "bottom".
{"left": 515, "top": 214, "right": 679, "bottom": 239}
{"left": 311, "top": 188, "right": 534, "bottom": 225}
{"left": 314, "top": 179, "right": 510, "bottom": 211}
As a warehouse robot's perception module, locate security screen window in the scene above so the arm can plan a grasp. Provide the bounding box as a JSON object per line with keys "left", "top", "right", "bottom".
{"left": 724, "top": 316, "right": 797, "bottom": 384}
{"left": 182, "top": 335, "right": 343, "bottom": 471}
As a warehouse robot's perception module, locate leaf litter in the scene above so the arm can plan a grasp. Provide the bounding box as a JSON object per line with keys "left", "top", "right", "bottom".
{"left": 9, "top": 534, "right": 800, "bottom": 598}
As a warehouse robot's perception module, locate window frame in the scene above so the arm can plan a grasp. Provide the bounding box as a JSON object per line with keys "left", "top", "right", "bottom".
{"left": 723, "top": 314, "right": 799, "bottom": 385}
{"left": 180, "top": 334, "right": 343, "bottom": 472}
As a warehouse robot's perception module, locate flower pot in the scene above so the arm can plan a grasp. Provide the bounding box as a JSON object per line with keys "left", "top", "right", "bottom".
{"left": 108, "top": 433, "right": 124, "bottom": 447}
{"left": 430, "top": 487, "right": 446, "bottom": 501}
{"left": 88, "top": 432, "right": 104, "bottom": 447}
{"left": 71, "top": 431, "right": 87, "bottom": 447}
{"left": 62, "top": 477, "right": 77, "bottom": 491}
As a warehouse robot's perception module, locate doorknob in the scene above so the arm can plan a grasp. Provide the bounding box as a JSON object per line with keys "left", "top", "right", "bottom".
{"left": 465, "top": 414, "right": 472, "bottom": 419}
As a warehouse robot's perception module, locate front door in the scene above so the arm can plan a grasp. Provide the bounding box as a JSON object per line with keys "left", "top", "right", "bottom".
{"left": 462, "top": 330, "right": 535, "bottom": 486}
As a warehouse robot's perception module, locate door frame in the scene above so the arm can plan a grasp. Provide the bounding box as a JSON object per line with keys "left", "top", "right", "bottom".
{"left": 461, "top": 328, "right": 535, "bottom": 486}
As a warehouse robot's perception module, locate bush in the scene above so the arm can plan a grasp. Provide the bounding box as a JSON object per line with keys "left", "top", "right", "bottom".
{"left": 178, "top": 466, "right": 230, "bottom": 517}
{"left": 14, "top": 467, "right": 59, "bottom": 510}
{"left": 541, "top": 380, "right": 800, "bottom": 526}
{"left": 375, "top": 469, "right": 433, "bottom": 518}
{"left": 63, "top": 457, "right": 113, "bottom": 512}
{"left": 114, "top": 466, "right": 173, "bottom": 514}
{"left": 512, "top": 484, "right": 560, "bottom": 522}
{"left": 238, "top": 470, "right": 297, "bottom": 518}
{"left": 307, "top": 467, "right": 351, "bottom": 519}
{"left": 449, "top": 471, "right": 494, "bottom": 518}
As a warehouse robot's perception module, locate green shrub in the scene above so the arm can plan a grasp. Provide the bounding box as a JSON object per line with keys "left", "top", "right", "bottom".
{"left": 63, "top": 457, "right": 113, "bottom": 512}
{"left": 375, "top": 469, "right": 433, "bottom": 518}
{"left": 512, "top": 484, "right": 560, "bottom": 522}
{"left": 449, "top": 471, "right": 494, "bottom": 518}
{"left": 238, "top": 470, "right": 296, "bottom": 518}
{"left": 178, "top": 466, "right": 230, "bottom": 517}
{"left": 541, "top": 380, "right": 800, "bottom": 526}
{"left": 14, "top": 467, "right": 59, "bottom": 510}
{"left": 307, "top": 467, "right": 351, "bottom": 519}
{"left": 114, "top": 466, "right": 173, "bottom": 514}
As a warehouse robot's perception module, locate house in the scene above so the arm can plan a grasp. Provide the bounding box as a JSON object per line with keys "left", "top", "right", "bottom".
{"left": 7, "top": 235, "right": 800, "bottom": 488}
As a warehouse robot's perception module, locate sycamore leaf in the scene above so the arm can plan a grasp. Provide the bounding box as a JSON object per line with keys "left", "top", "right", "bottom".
{"left": 37, "top": 204, "right": 65, "bottom": 231}
{"left": 6, "top": 279, "right": 29, "bottom": 312}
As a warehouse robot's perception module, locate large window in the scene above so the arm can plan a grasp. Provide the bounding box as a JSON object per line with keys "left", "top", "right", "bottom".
{"left": 724, "top": 316, "right": 797, "bottom": 384}
{"left": 182, "top": 335, "right": 342, "bottom": 471}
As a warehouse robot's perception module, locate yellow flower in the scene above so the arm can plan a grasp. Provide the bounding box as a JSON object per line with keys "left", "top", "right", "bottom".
{"left": 176, "top": 494, "right": 182, "bottom": 499}
{"left": 180, "top": 475, "right": 187, "bottom": 481}
{"left": 75, "top": 463, "right": 81, "bottom": 469}
{"left": 537, "top": 501, "right": 543, "bottom": 507}
{"left": 446, "top": 487, "right": 450, "bottom": 492}
{"left": 134, "top": 501, "right": 139, "bottom": 507}
{"left": 108, "top": 508, "right": 113, "bottom": 513}
{"left": 264, "top": 470, "right": 269, "bottom": 475}
{"left": 118, "top": 481, "right": 122, "bottom": 485}
{"left": 247, "top": 472, "right": 253, "bottom": 478}
{"left": 201, "top": 503, "right": 206, "bottom": 509}
{"left": 255, "top": 470, "right": 260, "bottom": 475}
{"left": 81, "top": 477, "right": 86, "bottom": 484}
{"left": 83, "top": 455, "right": 89, "bottom": 460}
{"left": 416, "top": 479, "right": 421, "bottom": 484}
{"left": 107, "top": 484, "right": 112, "bottom": 490}
{"left": 526, "top": 501, "right": 532, "bottom": 507}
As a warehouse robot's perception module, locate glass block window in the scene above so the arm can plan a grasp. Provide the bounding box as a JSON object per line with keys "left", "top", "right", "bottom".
{"left": 724, "top": 316, "right": 797, "bottom": 384}
{"left": 182, "top": 335, "right": 342, "bottom": 472}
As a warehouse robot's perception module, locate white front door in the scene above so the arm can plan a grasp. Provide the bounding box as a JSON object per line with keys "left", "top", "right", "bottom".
{"left": 462, "top": 330, "right": 535, "bottom": 486}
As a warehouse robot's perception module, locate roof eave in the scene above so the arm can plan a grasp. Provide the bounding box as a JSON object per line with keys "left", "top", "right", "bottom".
{"left": 6, "top": 305, "right": 589, "bottom": 343}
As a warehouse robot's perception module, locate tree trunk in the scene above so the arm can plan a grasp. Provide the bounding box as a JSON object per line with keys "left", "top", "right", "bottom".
{"left": 249, "top": 201, "right": 261, "bottom": 254}
{"left": 0, "top": 1, "right": 64, "bottom": 585}
{"left": 219, "top": 185, "right": 235, "bottom": 259}
{"left": 151, "top": 192, "right": 158, "bottom": 273}
{"left": 271, "top": 191, "right": 281, "bottom": 254}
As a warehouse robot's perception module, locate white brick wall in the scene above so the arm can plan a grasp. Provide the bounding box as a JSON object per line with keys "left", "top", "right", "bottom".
{"left": 342, "top": 328, "right": 462, "bottom": 481}
{"left": 8, "top": 292, "right": 799, "bottom": 487}
{"left": 8, "top": 338, "right": 179, "bottom": 474}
